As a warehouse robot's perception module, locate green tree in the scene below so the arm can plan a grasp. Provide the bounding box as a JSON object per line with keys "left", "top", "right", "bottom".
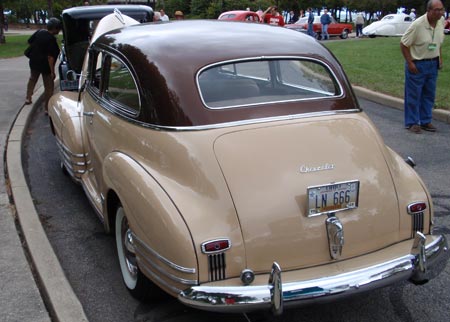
{"left": 190, "top": 0, "right": 209, "bottom": 18}
{"left": 159, "top": 0, "right": 191, "bottom": 17}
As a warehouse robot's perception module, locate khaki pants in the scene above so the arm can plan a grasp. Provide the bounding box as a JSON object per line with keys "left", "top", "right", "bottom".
{"left": 26, "top": 69, "right": 54, "bottom": 111}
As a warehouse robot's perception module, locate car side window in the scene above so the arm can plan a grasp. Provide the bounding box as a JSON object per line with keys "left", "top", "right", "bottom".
{"left": 103, "top": 55, "right": 141, "bottom": 115}
{"left": 87, "top": 49, "right": 104, "bottom": 94}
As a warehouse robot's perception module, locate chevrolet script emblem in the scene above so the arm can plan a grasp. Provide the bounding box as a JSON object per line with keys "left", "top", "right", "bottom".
{"left": 300, "top": 163, "right": 335, "bottom": 173}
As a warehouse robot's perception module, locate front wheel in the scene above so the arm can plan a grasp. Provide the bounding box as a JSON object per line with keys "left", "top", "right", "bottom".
{"left": 115, "top": 205, "right": 158, "bottom": 300}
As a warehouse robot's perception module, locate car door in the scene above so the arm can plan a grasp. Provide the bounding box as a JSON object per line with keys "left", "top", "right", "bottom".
{"left": 82, "top": 49, "right": 142, "bottom": 215}
{"left": 328, "top": 17, "right": 339, "bottom": 35}
{"left": 81, "top": 49, "right": 107, "bottom": 213}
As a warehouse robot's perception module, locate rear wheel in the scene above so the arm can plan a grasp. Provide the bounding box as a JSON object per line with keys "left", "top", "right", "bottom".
{"left": 115, "top": 205, "right": 157, "bottom": 300}
{"left": 340, "top": 29, "right": 349, "bottom": 39}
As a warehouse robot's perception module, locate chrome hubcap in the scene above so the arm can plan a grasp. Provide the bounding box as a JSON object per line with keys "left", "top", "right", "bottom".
{"left": 121, "top": 220, "right": 138, "bottom": 277}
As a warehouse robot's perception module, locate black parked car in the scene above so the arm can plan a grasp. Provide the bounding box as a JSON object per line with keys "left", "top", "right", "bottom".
{"left": 58, "top": 4, "right": 153, "bottom": 91}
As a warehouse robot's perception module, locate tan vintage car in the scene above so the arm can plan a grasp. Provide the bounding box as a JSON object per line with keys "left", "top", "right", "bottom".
{"left": 48, "top": 12, "right": 448, "bottom": 315}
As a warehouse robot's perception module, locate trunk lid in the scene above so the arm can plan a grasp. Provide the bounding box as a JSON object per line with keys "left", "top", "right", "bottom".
{"left": 213, "top": 115, "right": 400, "bottom": 271}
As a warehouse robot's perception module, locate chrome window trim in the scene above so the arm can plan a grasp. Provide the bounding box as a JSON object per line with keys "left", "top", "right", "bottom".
{"left": 86, "top": 46, "right": 142, "bottom": 119}
{"left": 196, "top": 56, "right": 344, "bottom": 110}
{"left": 111, "top": 108, "right": 360, "bottom": 132}
{"left": 132, "top": 233, "right": 196, "bottom": 274}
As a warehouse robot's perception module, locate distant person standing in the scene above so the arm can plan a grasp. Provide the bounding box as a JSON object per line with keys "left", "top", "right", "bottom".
{"left": 174, "top": 10, "right": 184, "bottom": 20}
{"left": 320, "top": 9, "right": 331, "bottom": 40}
{"left": 400, "top": 0, "right": 445, "bottom": 133}
{"left": 410, "top": 8, "right": 417, "bottom": 20}
{"left": 25, "top": 17, "right": 61, "bottom": 113}
{"left": 153, "top": 11, "right": 162, "bottom": 21}
{"left": 307, "top": 7, "right": 315, "bottom": 37}
{"left": 261, "top": 6, "right": 285, "bottom": 27}
{"left": 160, "top": 9, "right": 169, "bottom": 21}
{"left": 287, "top": 10, "right": 298, "bottom": 24}
{"left": 355, "top": 12, "right": 364, "bottom": 37}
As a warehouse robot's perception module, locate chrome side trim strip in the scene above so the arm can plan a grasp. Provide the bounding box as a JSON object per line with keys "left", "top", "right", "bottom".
{"left": 178, "top": 234, "right": 448, "bottom": 313}
{"left": 138, "top": 262, "right": 183, "bottom": 294}
{"left": 135, "top": 247, "right": 198, "bottom": 285}
{"left": 55, "top": 136, "right": 88, "bottom": 158}
{"left": 132, "top": 233, "right": 196, "bottom": 274}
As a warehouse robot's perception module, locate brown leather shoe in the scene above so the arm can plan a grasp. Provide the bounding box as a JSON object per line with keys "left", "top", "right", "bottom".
{"left": 407, "top": 124, "right": 422, "bottom": 134}
{"left": 421, "top": 123, "right": 437, "bottom": 132}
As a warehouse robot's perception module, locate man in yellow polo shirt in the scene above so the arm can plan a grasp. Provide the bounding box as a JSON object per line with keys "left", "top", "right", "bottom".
{"left": 400, "top": 0, "right": 445, "bottom": 133}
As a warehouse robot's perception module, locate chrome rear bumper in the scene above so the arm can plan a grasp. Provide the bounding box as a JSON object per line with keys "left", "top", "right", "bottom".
{"left": 178, "top": 233, "right": 448, "bottom": 314}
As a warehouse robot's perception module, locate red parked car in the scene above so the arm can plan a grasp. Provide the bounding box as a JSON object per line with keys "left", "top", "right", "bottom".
{"left": 218, "top": 10, "right": 261, "bottom": 23}
{"left": 286, "top": 15, "right": 353, "bottom": 39}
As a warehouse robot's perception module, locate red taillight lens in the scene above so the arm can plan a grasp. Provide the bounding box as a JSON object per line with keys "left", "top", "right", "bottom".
{"left": 201, "top": 239, "right": 231, "bottom": 253}
{"left": 407, "top": 202, "right": 427, "bottom": 214}
{"left": 225, "top": 297, "right": 235, "bottom": 305}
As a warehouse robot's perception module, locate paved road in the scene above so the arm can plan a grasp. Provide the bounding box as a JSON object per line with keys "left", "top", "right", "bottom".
{"left": 23, "top": 97, "right": 450, "bottom": 322}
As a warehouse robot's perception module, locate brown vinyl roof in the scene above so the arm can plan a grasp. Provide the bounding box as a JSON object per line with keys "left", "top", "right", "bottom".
{"left": 94, "top": 20, "right": 358, "bottom": 127}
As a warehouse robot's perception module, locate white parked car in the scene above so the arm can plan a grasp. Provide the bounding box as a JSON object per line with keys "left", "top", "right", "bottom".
{"left": 363, "top": 13, "right": 413, "bottom": 37}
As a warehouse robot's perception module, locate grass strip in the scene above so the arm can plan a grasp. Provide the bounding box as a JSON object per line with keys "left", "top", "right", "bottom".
{"left": 325, "top": 37, "right": 449, "bottom": 110}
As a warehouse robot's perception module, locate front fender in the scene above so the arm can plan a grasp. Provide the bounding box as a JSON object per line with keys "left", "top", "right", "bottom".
{"left": 102, "top": 152, "right": 198, "bottom": 296}
{"left": 48, "top": 92, "right": 87, "bottom": 180}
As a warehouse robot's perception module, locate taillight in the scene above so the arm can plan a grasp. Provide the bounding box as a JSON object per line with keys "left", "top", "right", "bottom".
{"left": 407, "top": 202, "right": 427, "bottom": 214}
{"left": 201, "top": 239, "right": 231, "bottom": 254}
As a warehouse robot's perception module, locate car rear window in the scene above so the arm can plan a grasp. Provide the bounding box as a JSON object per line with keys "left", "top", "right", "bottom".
{"left": 198, "top": 59, "right": 341, "bottom": 109}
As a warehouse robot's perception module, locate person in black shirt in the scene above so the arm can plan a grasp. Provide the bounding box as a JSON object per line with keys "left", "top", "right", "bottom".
{"left": 25, "top": 17, "right": 61, "bottom": 113}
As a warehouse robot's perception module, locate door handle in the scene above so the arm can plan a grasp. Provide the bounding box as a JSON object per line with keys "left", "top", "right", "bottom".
{"left": 83, "top": 111, "right": 94, "bottom": 124}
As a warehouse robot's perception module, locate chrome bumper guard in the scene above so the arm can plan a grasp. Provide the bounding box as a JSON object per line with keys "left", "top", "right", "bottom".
{"left": 178, "top": 233, "right": 448, "bottom": 314}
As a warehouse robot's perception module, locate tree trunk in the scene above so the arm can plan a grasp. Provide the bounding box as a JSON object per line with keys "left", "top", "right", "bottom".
{"left": 47, "top": 0, "right": 54, "bottom": 17}
{"left": 0, "top": 4, "right": 5, "bottom": 44}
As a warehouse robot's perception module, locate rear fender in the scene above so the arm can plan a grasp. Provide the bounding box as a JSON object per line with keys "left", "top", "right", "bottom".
{"left": 102, "top": 152, "right": 198, "bottom": 296}
{"left": 385, "top": 147, "right": 432, "bottom": 236}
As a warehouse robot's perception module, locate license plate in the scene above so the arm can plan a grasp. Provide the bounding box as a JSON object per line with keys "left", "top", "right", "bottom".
{"left": 307, "top": 180, "right": 359, "bottom": 217}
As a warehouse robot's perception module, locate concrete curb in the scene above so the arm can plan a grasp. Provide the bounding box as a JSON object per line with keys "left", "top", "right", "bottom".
{"left": 353, "top": 85, "right": 450, "bottom": 124}
{"left": 6, "top": 86, "right": 88, "bottom": 322}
